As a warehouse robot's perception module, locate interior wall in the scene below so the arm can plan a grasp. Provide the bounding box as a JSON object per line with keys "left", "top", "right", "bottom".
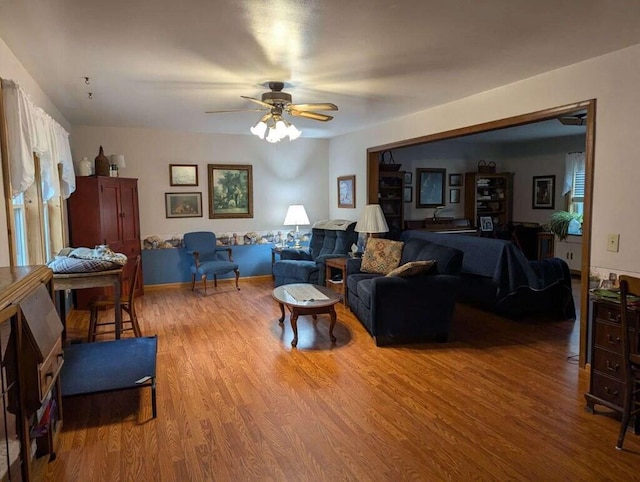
{"left": 0, "top": 36, "right": 71, "bottom": 266}
{"left": 70, "top": 126, "right": 331, "bottom": 240}
{"left": 330, "top": 43, "right": 640, "bottom": 276}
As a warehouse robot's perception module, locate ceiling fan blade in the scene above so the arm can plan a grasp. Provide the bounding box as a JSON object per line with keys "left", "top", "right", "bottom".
{"left": 205, "top": 108, "right": 266, "bottom": 114}
{"left": 289, "top": 109, "right": 334, "bottom": 122}
{"left": 241, "top": 95, "right": 273, "bottom": 109}
{"left": 288, "top": 102, "right": 338, "bottom": 111}
{"left": 558, "top": 117, "right": 586, "bottom": 126}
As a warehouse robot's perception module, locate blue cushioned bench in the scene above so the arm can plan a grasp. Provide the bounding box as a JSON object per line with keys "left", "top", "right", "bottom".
{"left": 61, "top": 336, "right": 157, "bottom": 418}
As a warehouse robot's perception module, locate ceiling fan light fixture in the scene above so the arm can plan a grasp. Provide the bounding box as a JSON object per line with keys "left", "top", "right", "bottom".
{"left": 287, "top": 123, "right": 302, "bottom": 140}
{"left": 250, "top": 120, "right": 268, "bottom": 139}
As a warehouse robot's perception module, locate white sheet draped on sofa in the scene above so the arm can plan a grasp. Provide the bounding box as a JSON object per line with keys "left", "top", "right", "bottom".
{"left": 1, "top": 79, "right": 75, "bottom": 199}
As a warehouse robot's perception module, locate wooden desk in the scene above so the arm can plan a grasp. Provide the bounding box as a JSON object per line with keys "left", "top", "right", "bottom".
{"left": 53, "top": 269, "right": 123, "bottom": 343}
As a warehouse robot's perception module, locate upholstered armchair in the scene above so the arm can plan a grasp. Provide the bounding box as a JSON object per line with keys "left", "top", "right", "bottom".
{"left": 272, "top": 220, "right": 358, "bottom": 287}
{"left": 183, "top": 231, "right": 240, "bottom": 295}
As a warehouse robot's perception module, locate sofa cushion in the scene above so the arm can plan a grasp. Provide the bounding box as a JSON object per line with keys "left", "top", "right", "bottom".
{"left": 361, "top": 238, "right": 404, "bottom": 274}
{"left": 385, "top": 260, "right": 436, "bottom": 278}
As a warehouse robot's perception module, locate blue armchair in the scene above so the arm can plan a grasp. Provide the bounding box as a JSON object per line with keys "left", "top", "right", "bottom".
{"left": 183, "top": 231, "right": 240, "bottom": 295}
{"left": 273, "top": 220, "right": 358, "bottom": 287}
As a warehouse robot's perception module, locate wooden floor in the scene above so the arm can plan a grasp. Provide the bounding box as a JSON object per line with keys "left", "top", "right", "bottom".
{"left": 44, "top": 278, "right": 639, "bottom": 481}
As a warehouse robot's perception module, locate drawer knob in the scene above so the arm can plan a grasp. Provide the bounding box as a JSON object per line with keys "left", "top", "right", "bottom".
{"left": 607, "top": 311, "right": 621, "bottom": 322}
{"left": 607, "top": 334, "right": 621, "bottom": 345}
{"left": 605, "top": 386, "right": 619, "bottom": 397}
{"left": 605, "top": 360, "right": 620, "bottom": 372}
{"left": 45, "top": 372, "right": 54, "bottom": 380}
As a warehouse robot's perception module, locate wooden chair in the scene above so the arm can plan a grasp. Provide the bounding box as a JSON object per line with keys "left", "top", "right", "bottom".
{"left": 88, "top": 255, "right": 142, "bottom": 342}
{"left": 616, "top": 275, "right": 640, "bottom": 450}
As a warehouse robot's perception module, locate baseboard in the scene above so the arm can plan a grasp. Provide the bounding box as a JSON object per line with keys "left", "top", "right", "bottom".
{"left": 142, "top": 274, "right": 272, "bottom": 292}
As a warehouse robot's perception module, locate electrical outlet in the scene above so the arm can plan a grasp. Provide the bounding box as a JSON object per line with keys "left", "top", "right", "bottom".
{"left": 607, "top": 233, "right": 620, "bottom": 252}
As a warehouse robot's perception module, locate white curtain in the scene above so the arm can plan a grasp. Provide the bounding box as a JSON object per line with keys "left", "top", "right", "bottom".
{"left": 563, "top": 151, "right": 584, "bottom": 196}
{"left": 1, "top": 79, "right": 75, "bottom": 199}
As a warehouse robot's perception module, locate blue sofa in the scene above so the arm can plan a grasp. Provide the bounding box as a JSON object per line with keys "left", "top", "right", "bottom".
{"left": 347, "top": 238, "right": 464, "bottom": 346}
{"left": 273, "top": 220, "right": 358, "bottom": 287}
{"left": 400, "top": 231, "right": 576, "bottom": 319}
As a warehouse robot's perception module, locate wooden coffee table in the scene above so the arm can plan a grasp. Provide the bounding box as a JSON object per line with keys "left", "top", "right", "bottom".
{"left": 272, "top": 283, "right": 341, "bottom": 347}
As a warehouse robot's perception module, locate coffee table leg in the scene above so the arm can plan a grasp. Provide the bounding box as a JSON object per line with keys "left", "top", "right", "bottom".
{"left": 328, "top": 306, "right": 337, "bottom": 343}
{"left": 290, "top": 311, "right": 299, "bottom": 347}
{"left": 278, "top": 302, "right": 285, "bottom": 323}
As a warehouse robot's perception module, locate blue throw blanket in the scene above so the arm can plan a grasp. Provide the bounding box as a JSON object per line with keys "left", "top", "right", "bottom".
{"left": 401, "top": 231, "right": 573, "bottom": 303}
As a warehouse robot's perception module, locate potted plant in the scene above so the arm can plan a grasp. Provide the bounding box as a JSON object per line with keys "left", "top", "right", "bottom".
{"left": 546, "top": 211, "right": 583, "bottom": 241}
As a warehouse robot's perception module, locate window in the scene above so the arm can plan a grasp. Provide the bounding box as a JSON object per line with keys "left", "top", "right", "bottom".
{"left": 8, "top": 156, "right": 65, "bottom": 265}
{"left": 571, "top": 166, "right": 585, "bottom": 216}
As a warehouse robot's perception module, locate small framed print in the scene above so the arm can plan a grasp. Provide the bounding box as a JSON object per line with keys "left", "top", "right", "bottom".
{"left": 532, "top": 175, "right": 555, "bottom": 209}
{"left": 449, "top": 173, "right": 462, "bottom": 187}
{"left": 404, "top": 171, "right": 413, "bottom": 185}
{"left": 165, "top": 192, "right": 203, "bottom": 218}
{"left": 450, "top": 188, "right": 460, "bottom": 204}
{"left": 170, "top": 164, "right": 198, "bottom": 186}
{"left": 404, "top": 186, "right": 413, "bottom": 203}
{"left": 337, "top": 175, "right": 356, "bottom": 208}
{"left": 480, "top": 216, "right": 494, "bottom": 232}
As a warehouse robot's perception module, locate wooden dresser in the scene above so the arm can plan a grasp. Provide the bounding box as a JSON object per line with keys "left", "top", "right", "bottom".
{"left": 585, "top": 295, "right": 639, "bottom": 433}
{"left": 0, "top": 266, "right": 64, "bottom": 481}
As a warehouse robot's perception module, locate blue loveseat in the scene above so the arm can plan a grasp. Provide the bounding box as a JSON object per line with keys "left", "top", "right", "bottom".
{"left": 273, "top": 220, "right": 358, "bottom": 287}
{"left": 347, "top": 238, "right": 464, "bottom": 346}
{"left": 400, "top": 231, "right": 576, "bottom": 319}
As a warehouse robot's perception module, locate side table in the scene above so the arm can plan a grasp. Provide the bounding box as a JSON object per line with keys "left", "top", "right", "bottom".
{"left": 325, "top": 257, "right": 348, "bottom": 305}
{"left": 271, "top": 246, "right": 284, "bottom": 279}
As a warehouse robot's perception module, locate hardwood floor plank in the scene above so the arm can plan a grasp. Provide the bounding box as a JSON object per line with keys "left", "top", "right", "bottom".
{"left": 44, "top": 279, "right": 639, "bottom": 481}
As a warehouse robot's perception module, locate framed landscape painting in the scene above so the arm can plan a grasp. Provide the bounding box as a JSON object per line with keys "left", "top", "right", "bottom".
{"left": 165, "top": 192, "right": 202, "bottom": 218}
{"left": 208, "top": 164, "right": 253, "bottom": 218}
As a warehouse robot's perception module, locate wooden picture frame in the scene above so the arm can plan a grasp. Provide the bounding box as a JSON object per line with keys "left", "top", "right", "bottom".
{"left": 417, "top": 168, "right": 446, "bottom": 208}
{"left": 165, "top": 192, "right": 202, "bottom": 218}
{"left": 450, "top": 188, "right": 460, "bottom": 204}
{"left": 449, "top": 173, "right": 462, "bottom": 187}
{"left": 208, "top": 164, "right": 253, "bottom": 219}
{"left": 404, "top": 186, "right": 413, "bottom": 203}
{"left": 532, "top": 175, "right": 555, "bottom": 209}
{"left": 404, "top": 171, "right": 413, "bottom": 185}
{"left": 169, "top": 164, "right": 198, "bottom": 186}
{"left": 337, "top": 175, "right": 356, "bottom": 208}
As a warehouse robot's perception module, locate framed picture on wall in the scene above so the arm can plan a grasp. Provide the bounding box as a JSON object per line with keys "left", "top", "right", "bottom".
{"left": 480, "top": 216, "right": 494, "bottom": 232}
{"left": 404, "top": 186, "right": 413, "bottom": 203}
{"left": 449, "top": 173, "right": 462, "bottom": 187}
{"left": 416, "top": 168, "right": 446, "bottom": 208}
{"left": 165, "top": 192, "right": 202, "bottom": 218}
{"left": 404, "top": 171, "right": 412, "bottom": 185}
{"left": 532, "top": 175, "right": 555, "bottom": 209}
{"left": 169, "top": 164, "right": 198, "bottom": 186}
{"left": 450, "top": 188, "right": 460, "bottom": 204}
{"left": 208, "top": 164, "right": 254, "bottom": 218}
{"left": 337, "top": 175, "right": 356, "bottom": 208}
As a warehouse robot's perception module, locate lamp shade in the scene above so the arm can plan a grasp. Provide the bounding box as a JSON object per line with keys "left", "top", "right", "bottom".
{"left": 355, "top": 204, "right": 389, "bottom": 234}
{"left": 110, "top": 154, "right": 126, "bottom": 168}
{"left": 283, "top": 204, "right": 310, "bottom": 226}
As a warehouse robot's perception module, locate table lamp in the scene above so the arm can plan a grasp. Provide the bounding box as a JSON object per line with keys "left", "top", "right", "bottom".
{"left": 355, "top": 204, "right": 389, "bottom": 250}
{"left": 284, "top": 204, "right": 310, "bottom": 248}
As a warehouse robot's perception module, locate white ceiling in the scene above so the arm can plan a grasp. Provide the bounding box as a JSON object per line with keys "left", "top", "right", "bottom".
{"left": 1, "top": 0, "right": 639, "bottom": 139}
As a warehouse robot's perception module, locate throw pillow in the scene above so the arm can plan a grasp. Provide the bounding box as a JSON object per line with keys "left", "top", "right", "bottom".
{"left": 361, "top": 238, "right": 404, "bottom": 275}
{"left": 385, "top": 260, "right": 436, "bottom": 278}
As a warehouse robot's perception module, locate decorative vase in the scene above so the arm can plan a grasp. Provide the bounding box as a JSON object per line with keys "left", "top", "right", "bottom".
{"left": 94, "top": 145, "right": 110, "bottom": 176}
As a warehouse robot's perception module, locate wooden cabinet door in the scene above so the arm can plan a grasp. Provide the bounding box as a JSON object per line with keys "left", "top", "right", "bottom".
{"left": 99, "top": 178, "right": 123, "bottom": 249}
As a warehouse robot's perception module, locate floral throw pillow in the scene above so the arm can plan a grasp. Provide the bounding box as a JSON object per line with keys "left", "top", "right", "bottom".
{"left": 385, "top": 260, "right": 436, "bottom": 278}
{"left": 361, "top": 238, "right": 404, "bottom": 275}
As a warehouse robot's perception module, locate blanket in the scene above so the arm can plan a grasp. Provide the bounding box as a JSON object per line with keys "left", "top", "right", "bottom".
{"left": 48, "top": 246, "right": 128, "bottom": 273}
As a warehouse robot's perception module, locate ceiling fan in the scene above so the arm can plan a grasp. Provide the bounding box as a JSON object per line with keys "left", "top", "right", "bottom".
{"left": 206, "top": 81, "right": 338, "bottom": 142}
{"left": 557, "top": 112, "right": 587, "bottom": 126}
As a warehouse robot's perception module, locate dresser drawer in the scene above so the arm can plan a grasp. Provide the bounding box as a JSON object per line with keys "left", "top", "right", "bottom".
{"left": 594, "top": 302, "right": 621, "bottom": 324}
{"left": 594, "top": 320, "right": 623, "bottom": 353}
{"left": 592, "top": 347, "right": 624, "bottom": 380}
{"left": 591, "top": 372, "right": 624, "bottom": 408}
{"left": 39, "top": 337, "right": 63, "bottom": 401}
